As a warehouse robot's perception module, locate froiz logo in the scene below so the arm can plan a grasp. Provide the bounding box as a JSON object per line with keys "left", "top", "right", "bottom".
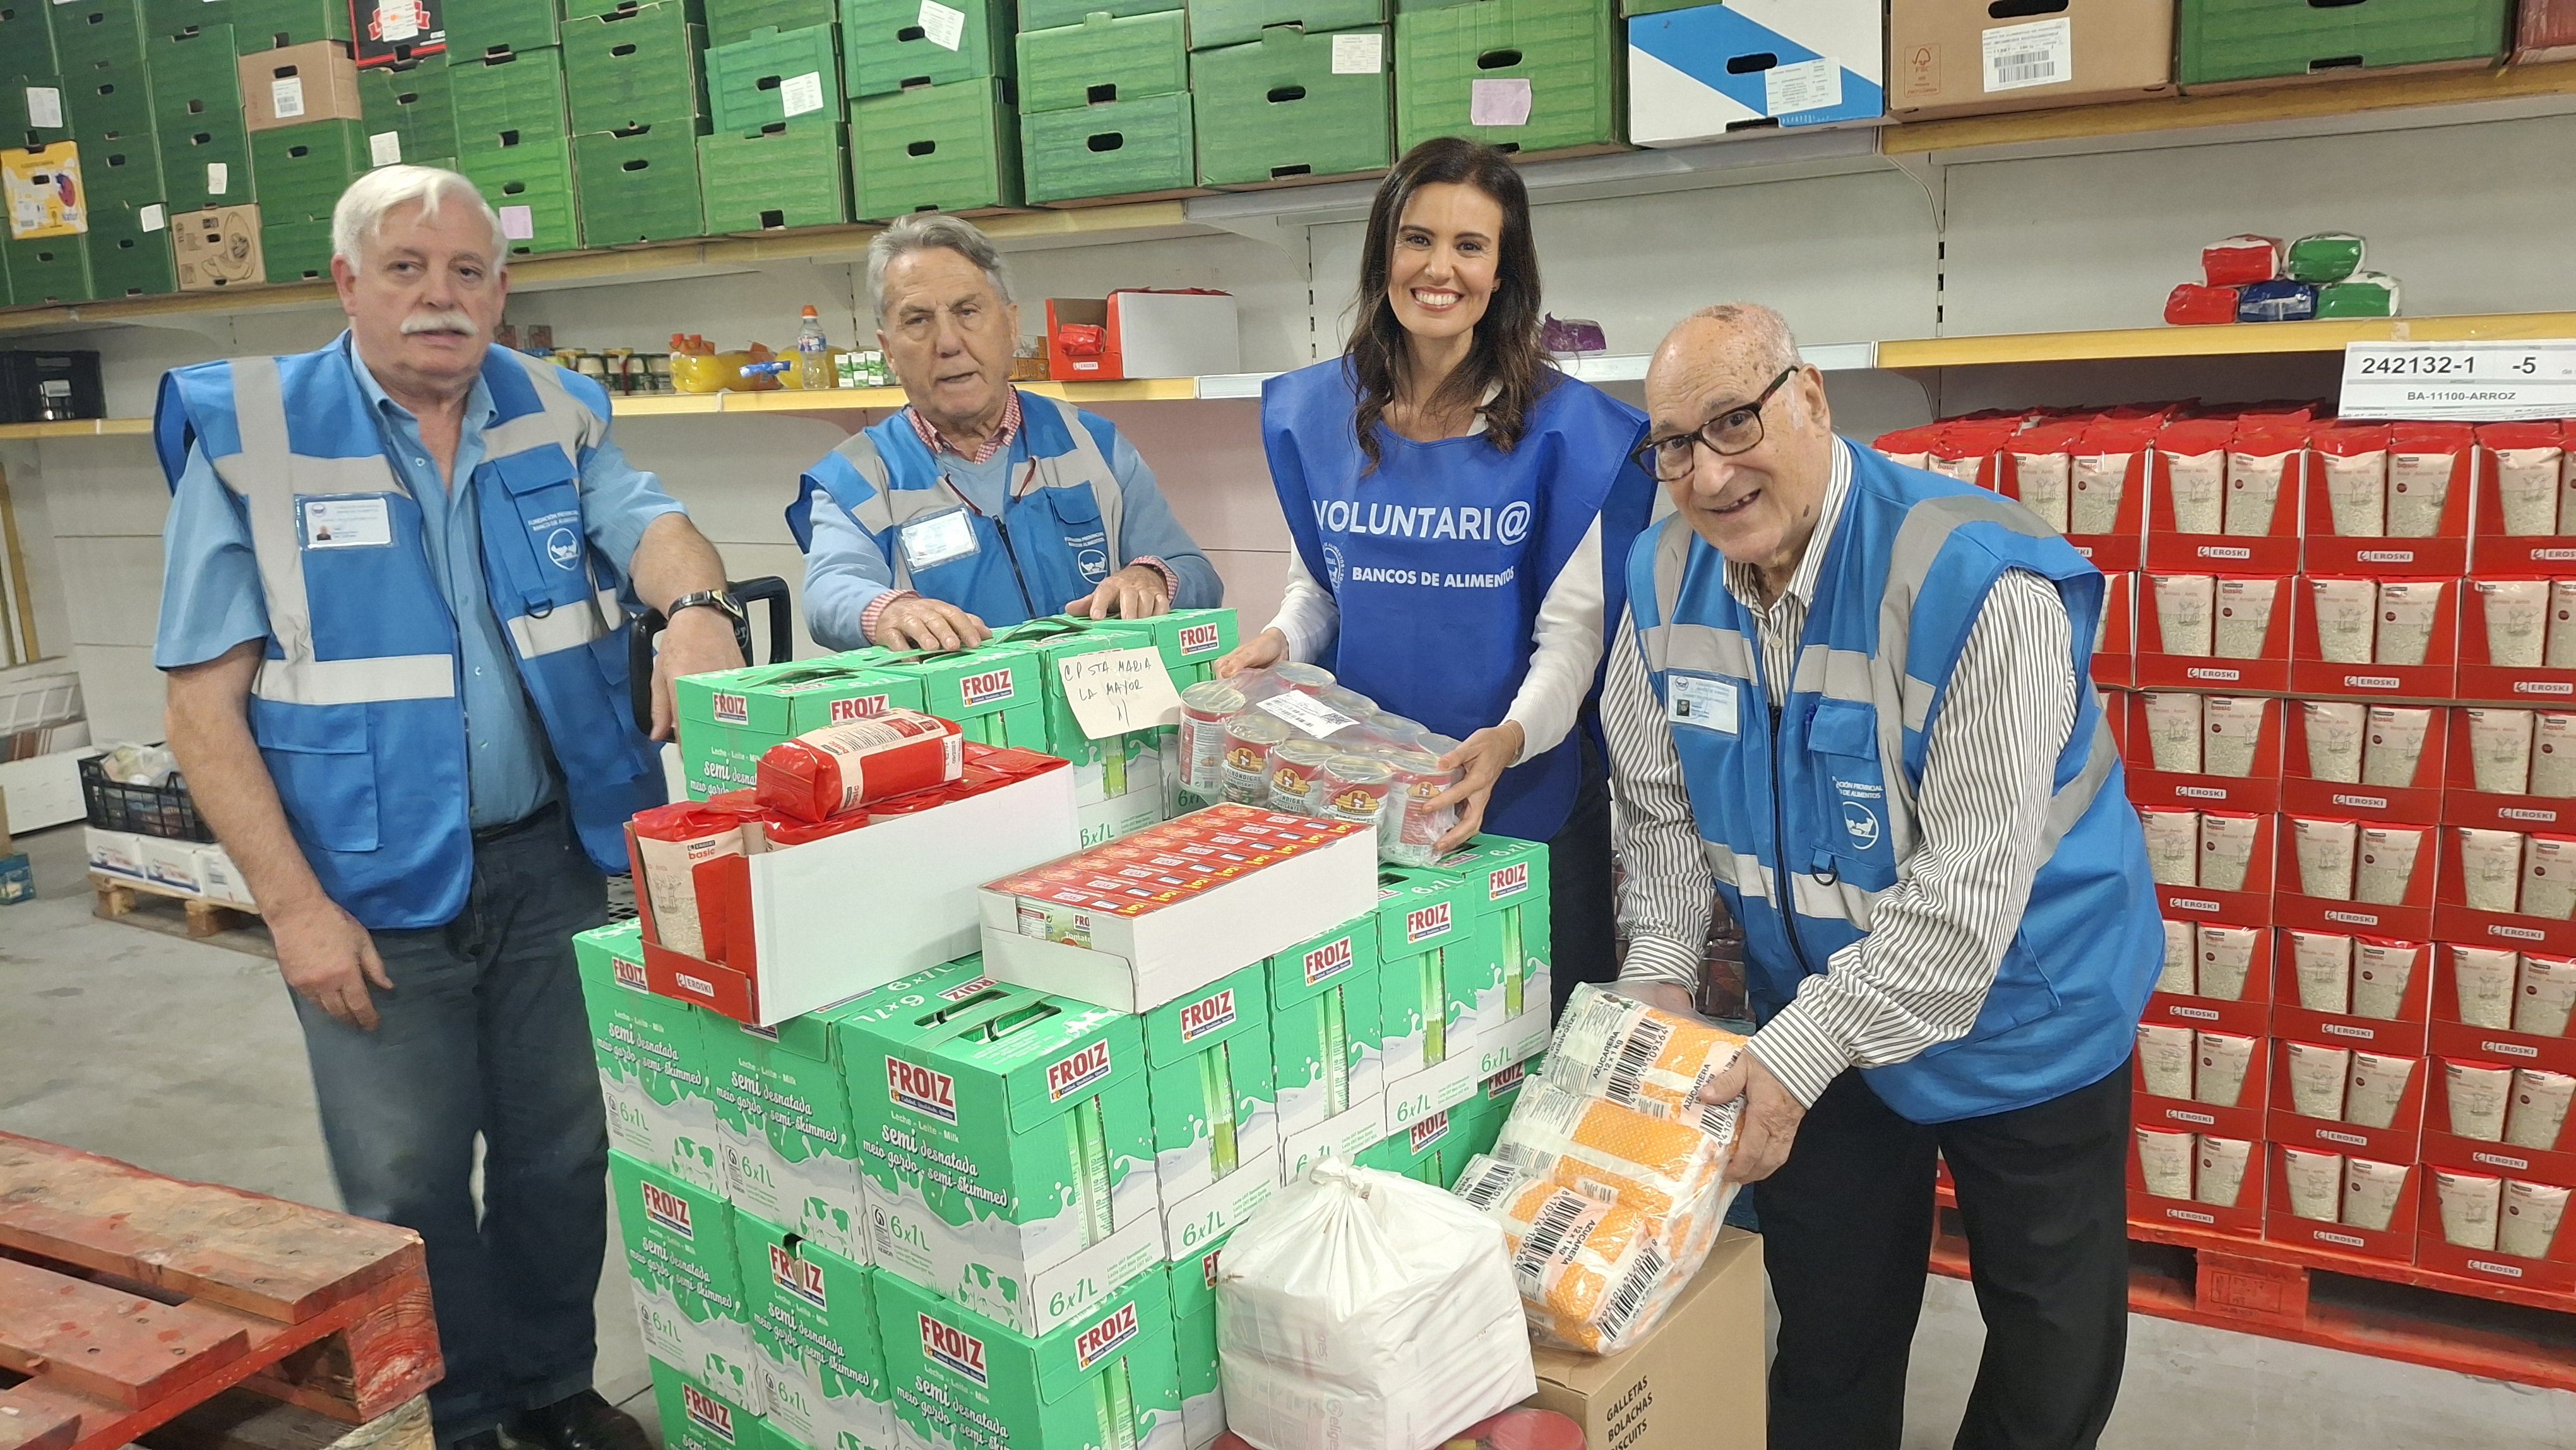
{"left": 546, "top": 527, "right": 581, "bottom": 571}
{"left": 1488, "top": 863, "right": 1529, "bottom": 901}
{"left": 1303, "top": 936, "right": 1354, "bottom": 986}
{"left": 888, "top": 1058, "right": 959, "bottom": 1123}
{"left": 768, "top": 1245, "right": 826, "bottom": 1309}
{"left": 1179, "top": 990, "right": 1236, "bottom": 1043}
{"left": 921, "top": 1315, "right": 988, "bottom": 1385}
{"left": 1047, "top": 1041, "right": 1112, "bottom": 1101}
{"left": 1409, "top": 1110, "right": 1449, "bottom": 1153}
{"left": 1074, "top": 1302, "right": 1141, "bottom": 1370}
{"left": 960, "top": 669, "right": 1015, "bottom": 707}
{"left": 680, "top": 1385, "right": 734, "bottom": 1443}
{"left": 1406, "top": 902, "right": 1452, "bottom": 944}
{"left": 612, "top": 957, "right": 649, "bottom": 993}
{"left": 641, "top": 1182, "right": 693, "bottom": 1238}
{"left": 829, "top": 695, "right": 891, "bottom": 723}
{"left": 1178, "top": 622, "right": 1222, "bottom": 656}
{"left": 712, "top": 692, "right": 749, "bottom": 724}
{"left": 938, "top": 976, "right": 996, "bottom": 1002}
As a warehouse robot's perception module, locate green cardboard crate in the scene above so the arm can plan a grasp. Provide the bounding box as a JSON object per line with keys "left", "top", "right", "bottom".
{"left": 575, "top": 121, "right": 706, "bottom": 242}
{"left": 839, "top": 0, "right": 1011, "bottom": 97}
{"left": 697, "top": 118, "right": 850, "bottom": 231}
{"left": 2, "top": 234, "right": 91, "bottom": 304}
{"left": 1404, "top": 834, "right": 1548, "bottom": 1070}
{"left": 50, "top": 3, "right": 147, "bottom": 74}
{"left": 981, "top": 616, "right": 1171, "bottom": 842}
{"left": 360, "top": 56, "right": 458, "bottom": 167}
{"left": 701, "top": 996, "right": 865, "bottom": 1263}
{"left": 3, "top": 77, "right": 73, "bottom": 149}
{"left": 609, "top": 1152, "right": 763, "bottom": 1394}
{"left": 159, "top": 121, "right": 253, "bottom": 211}
{"left": 2178, "top": 0, "right": 2511, "bottom": 87}
{"left": 1393, "top": 0, "right": 1619, "bottom": 156}
{"left": 1166, "top": 1235, "right": 1227, "bottom": 1449}
{"left": 460, "top": 133, "right": 583, "bottom": 254}
{"left": 707, "top": 0, "right": 832, "bottom": 48}
{"left": 563, "top": 1, "right": 707, "bottom": 131}
{"left": 84, "top": 200, "right": 176, "bottom": 299}
{"left": 81, "top": 130, "right": 163, "bottom": 207}
{"left": 673, "top": 655, "right": 928, "bottom": 798}
{"left": 703, "top": 24, "right": 840, "bottom": 134}
{"left": 874, "top": 1269, "right": 1183, "bottom": 1450}
{"left": 258, "top": 215, "right": 333, "bottom": 280}
{"left": 1192, "top": 23, "right": 1390, "bottom": 186}
{"left": 1266, "top": 916, "right": 1387, "bottom": 1148}
{"left": 1, "top": 4, "right": 57, "bottom": 72}
{"left": 1364, "top": 1098, "right": 1472, "bottom": 1186}
{"left": 251, "top": 118, "right": 367, "bottom": 219}
{"left": 64, "top": 64, "right": 155, "bottom": 147}
{"left": 1017, "top": 0, "right": 1174, "bottom": 30}
{"left": 229, "top": 0, "right": 352, "bottom": 49}
{"left": 848, "top": 78, "right": 1021, "bottom": 219}
{"left": 1373, "top": 863, "right": 1486, "bottom": 1131}
{"left": 1015, "top": 9, "right": 1184, "bottom": 114}
{"left": 575, "top": 922, "right": 730, "bottom": 1190}
{"left": 445, "top": 0, "right": 566, "bottom": 56}
{"left": 450, "top": 44, "right": 569, "bottom": 151}
{"left": 144, "top": 0, "right": 234, "bottom": 33}
{"left": 647, "top": 1361, "right": 760, "bottom": 1450}
{"left": 837, "top": 973, "right": 1164, "bottom": 1335}
{"left": 732, "top": 1218, "right": 897, "bottom": 1450}
{"left": 1186, "top": 0, "right": 1381, "bottom": 48}
{"left": 1142, "top": 964, "right": 1282, "bottom": 1259}
{"left": 146, "top": 28, "right": 242, "bottom": 134}
{"left": 1020, "top": 90, "right": 1191, "bottom": 204}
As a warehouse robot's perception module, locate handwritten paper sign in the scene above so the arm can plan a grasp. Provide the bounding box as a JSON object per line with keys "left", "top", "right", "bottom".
{"left": 1059, "top": 647, "right": 1184, "bottom": 739}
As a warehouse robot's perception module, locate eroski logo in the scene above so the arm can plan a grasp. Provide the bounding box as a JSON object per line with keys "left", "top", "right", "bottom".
{"left": 641, "top": 1182, "right": 693, "bottom": 1238}
{"left": 1179, "top": 990, "right": 1236, "bottom": 1043}
{"left": 1047, "top": 1041, "right": 1112, "bottom": 1101}
{"left": 922, "top": 1315, "right": 988, "bottom": 1384}
{"left": 960, "top": 669, "right": 1015, "bottom": 707}
{"left": 1075, "top": 1302, "right": 1141, "bottom": 1369}
{"left": 888, "top": 1058, "right": 959, "bottom": 1123}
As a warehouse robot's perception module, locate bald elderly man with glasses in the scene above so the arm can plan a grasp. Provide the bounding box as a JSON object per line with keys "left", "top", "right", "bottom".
{"left": 1602, "top": 304, "right": 2160, "bottom": 1450}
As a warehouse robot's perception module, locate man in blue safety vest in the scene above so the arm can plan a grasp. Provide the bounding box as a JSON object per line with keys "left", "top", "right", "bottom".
{"left": 787, "top": 213, "right": 1222, "bottom": 650}
{"left": 155, "top": 167, "right": 743, "bottom": 1450}
{"left": 1606, "top": 303, "right": 2159, "bottom": 1449}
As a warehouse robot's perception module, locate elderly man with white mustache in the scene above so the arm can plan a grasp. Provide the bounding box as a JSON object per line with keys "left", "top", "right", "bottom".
{"left": 152, "top": 167, "right": 741, "bottom": 1450}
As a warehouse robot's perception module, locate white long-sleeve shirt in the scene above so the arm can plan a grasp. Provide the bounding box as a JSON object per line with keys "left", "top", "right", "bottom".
{"left": 1604, "top": 440, "right": 2079, "bottom": 1108}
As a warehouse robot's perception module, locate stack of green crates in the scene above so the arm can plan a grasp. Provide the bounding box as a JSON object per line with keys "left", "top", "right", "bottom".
{"left": 1187, "top": 0, "right": 1391, "bottom": 188}
{"left": 564, "top": 0, "right": 708, "bottom": 244}
{"left": 231, "top": 0, "right": 352, "bottom": 51}
{"left": 1017, "top": 3, "right": 1191, "bottom": 204}
{"left": 444, "top": 0, "right": 568, "bottom": 57}
{"left": 1392, "top": 0, "right": 1620, "bottom": 157}
{"left": 845, "top": 0, "right": 1018, "bottom": 219}
{"left": 147, "top": 27, "right": 253, "bottom": 214}
{"left": 53, "top": 0, "right": 162, "bottom": 301}
{"left": 2178, "top": 0, "right": 2512, "bottom": 89}
{"left": 699, "top": 18, "right": 847, "bottom": 231}
{"left": 359, "top": 53, "right": 460, "bottom": 172}
{"left": 451, "top": 45, "right": 582, "bottom": 254}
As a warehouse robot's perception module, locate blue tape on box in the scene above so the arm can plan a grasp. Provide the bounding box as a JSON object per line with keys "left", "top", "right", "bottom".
{"left": 1626, "top": 1, "right": 1885, "bottom": 146}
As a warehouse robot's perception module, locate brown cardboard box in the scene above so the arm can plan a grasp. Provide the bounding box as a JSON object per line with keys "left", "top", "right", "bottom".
{"left": 239, "top": 42, "right": 366, "bottom": 133}
{"left": 2522, "top": 0, "right": 2576, "bottom": 62}
{"left": 1889, "top": 0, "right": 2174, "bottom": 121}
{"left": 1524, "top": 1226, "right": 1765, "bottom": 1450}
{"left": 173, "top": 206, "right": 267, "bottom": 291}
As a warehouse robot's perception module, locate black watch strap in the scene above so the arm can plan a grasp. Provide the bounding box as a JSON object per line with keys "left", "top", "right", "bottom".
{"left": 666, "top": 589, "right": 745, "bottom": 622}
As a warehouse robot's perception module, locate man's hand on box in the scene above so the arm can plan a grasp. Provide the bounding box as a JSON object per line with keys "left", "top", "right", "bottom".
{"left": 273, "top": 898, "right": 395, "bottom": 1032}
{"left": 876, "top": 595, "right": 991, "bottom": 654}
{"left": 650, "top": 606, "right": 748, "bottom": 741}
{"left": 1066, "top": 563, "right": 1171, "bottom": 621}
{"left": 1698, "top": 1047, "right": 1806, "bottom": 1185}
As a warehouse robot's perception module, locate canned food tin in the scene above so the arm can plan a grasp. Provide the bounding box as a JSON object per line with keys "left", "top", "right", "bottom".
{"left": 1180, "top": 681, "right": 1246, "bottom": 796}
{"left": 1270, "top": 739, "right": 1338, "bottom": 813}
{"left": 1273, "top": 662, "right": 1337, "bottom": 694}
{"left": 1318, "top": 755, "right": 1395, "bottom": 830}
{"left": 1222, "top": 714, "right": 1292, "bottom": 804}
{"left": 1316, "top": 685, "right": 1378, "bottom": 717}
{"left": 1381, "top": 748, "right": 1459, "bottom": 866}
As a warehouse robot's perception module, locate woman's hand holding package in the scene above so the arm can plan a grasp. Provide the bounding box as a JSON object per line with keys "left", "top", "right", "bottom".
{"left": 1431, "top": 721, "right": 1526, "bottom": 849}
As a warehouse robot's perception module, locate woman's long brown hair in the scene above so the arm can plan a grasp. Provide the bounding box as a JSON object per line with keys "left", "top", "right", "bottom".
{"left": 1345, "top": 136, "right": 1553, "bottom": 473}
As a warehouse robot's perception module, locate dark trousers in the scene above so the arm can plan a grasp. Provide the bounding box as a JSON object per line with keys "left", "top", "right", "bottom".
{"left": 1755, "top": 1061, "right": 2134, "bottom": 1450}
{"left": 288, "top": 808, "right": 613, "bottom": 1446}
{"left": 1547, "top": 730, "right": 1617, "bottom": 1017}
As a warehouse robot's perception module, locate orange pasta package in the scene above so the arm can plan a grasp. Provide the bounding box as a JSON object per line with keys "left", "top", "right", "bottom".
{"left": 1542, "top": 982, "right": 1751, "bottom": 1121}
{"left": 1452, "top": 1155, "right": 1703, "bottom": 1355}
{"left": 1491, "top": 1082, "right": 1736, "bottom": 1225}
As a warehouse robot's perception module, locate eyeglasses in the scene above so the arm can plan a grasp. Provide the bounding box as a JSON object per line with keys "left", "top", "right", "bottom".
{"left": 1632, "top": 366, "right": 1798, "bottom": 481}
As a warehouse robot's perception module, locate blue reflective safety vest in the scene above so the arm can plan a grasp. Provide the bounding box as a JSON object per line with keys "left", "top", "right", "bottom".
{"left": 1265, "top": 360, "right": 1656, "bottom": 842}
{"left": 153, "top": 339, "right": 664, "bottom": 930}
{"left": 1626, "top": 441, "right": 2160, "bottom": 1122}
{"left": 785, "top": 392, "right": 1127, "bottom": 629}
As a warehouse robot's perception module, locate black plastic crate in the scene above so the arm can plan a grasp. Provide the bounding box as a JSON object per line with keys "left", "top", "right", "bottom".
{"left": 80, "top": 753, "right": 215, "bottom": 842}
{"left": 0, "top": 350, "right": 106, "bottom": 423}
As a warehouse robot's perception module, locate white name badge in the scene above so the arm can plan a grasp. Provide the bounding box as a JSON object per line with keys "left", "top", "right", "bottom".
{"left": 301, "top": 496, "right": 393, "bottom": 549}
{"left": 1667, "top": 673, "right": 1739, "bottom": 734}
{"left": 897, "top": 506, "right": 980, "bottom": 573}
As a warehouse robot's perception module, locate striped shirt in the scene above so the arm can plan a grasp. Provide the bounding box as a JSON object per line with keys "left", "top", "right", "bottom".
{"left": 1606, "top": 439, "right": 2080, "bottom": 1108}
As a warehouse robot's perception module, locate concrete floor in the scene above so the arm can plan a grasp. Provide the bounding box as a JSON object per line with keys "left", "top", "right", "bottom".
{"left": 6, "top": 820, "right": 2576, "bottom": 1448}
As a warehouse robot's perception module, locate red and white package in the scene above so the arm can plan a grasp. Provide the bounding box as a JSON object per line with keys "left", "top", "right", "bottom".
{"left": 2203, "top": 235, "right": 2284, "bottom": 287}
{"left": 631, "top": 797, "right": 765, "bottom": 958}
{"left": 754, "top": 709, "right": 965, "bottom": 822}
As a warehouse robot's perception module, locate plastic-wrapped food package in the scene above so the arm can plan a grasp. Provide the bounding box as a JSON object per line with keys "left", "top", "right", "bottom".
{"left": 753, "top": 709, "right": 963, "bottom": 822}
{"left": 1182, "top": 664, "right": 1461, "bottom": 863}
{"left": 2202, "top": 234, "right": 2283, "bottom": 286}
{"left": 1450, "top": 1155, "right": 1685, "bottom": 1355}
{"left": 1542, "top": 982, "right": 1750, "bottom": 1119}
{"left": 1217, "top": 1159, "right": 1534, "bottom": 1450}
{"left": 1490, "top": 1082, "right": 1736, "bottom": 1225}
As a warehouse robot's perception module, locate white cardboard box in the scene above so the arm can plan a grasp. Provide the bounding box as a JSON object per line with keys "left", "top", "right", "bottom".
{"left": 1628, "top": 0, "right": 1887, "bottom": 147}
{"left": 975, "top": 829, "right": 1380, "bottom": 1014}
{"left": 197, "top": 846, "right": 258, "bottom": 908}
{"left": 1111, "top": 291, "right": 1242, "bottom": 379}
{"left": 84, "top": 826, "right": 145, "bottom": 881}
{"left": 139, "top": 836, "right": 209, "bottom": 896}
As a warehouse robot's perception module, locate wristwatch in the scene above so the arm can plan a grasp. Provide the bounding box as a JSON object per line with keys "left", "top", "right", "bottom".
{"left": 665, "top": 588, "right": 747, "bottom": 625}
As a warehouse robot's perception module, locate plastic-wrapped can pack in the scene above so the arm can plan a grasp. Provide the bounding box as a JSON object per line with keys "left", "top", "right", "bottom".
{"left": 1452, "top": 1155, "right": 1681, "bottom": 1355}
{"left": 1543, "top": 982, "right": 1751, "bottom": 1120}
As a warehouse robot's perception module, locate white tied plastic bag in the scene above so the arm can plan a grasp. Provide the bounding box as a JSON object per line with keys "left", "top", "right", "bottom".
{"left": 1217, "top": 1158, "right": 1535, "bottom": 1450}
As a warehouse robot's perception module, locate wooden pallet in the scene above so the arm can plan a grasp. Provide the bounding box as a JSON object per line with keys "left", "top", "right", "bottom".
{"left": 1928, "top": 1192, "right": 2576, "bottom": 1394}
{"left": 90, "top": 873, "right": 259, "bottom": 939}
{"left": 0, "top": 1132, "right": 441, "bottom": 1450}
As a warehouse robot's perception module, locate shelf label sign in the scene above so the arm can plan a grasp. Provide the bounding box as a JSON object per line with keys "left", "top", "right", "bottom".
{"left": 2339, "top": 340, "right": 2576, "bottom": 422}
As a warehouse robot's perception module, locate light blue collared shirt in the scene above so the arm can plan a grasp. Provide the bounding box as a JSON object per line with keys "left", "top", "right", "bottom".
{"left": 157, "top": 335, "right": 685, "bottom": 829}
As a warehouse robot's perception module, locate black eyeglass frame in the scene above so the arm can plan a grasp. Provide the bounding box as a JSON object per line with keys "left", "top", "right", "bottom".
{"left": 1632, "top": 365, "right": 1800, "bottom": 480}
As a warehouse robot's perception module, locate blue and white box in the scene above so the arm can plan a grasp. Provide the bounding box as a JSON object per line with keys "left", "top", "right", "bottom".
{"left": 1627, "top": 0, "right": 1885, "bottom": 147}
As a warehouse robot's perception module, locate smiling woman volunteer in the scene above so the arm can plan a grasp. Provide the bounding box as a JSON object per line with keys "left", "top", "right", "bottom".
{"left": 1219, "top": 136, "right": 1657, "bottom": 1006}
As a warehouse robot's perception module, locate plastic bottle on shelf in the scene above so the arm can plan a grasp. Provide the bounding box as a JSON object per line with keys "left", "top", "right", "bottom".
{"left": 792, "top": 304, "right": 837, "bottom": 390}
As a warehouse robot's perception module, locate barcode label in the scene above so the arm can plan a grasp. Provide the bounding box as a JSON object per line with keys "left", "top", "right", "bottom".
{"left": 1983, "top": 16, "right": 2072, "bottom": 93}
{"left": 1513, "top": 1190, "right": 1593, "bottom": 1298}
{"left": 1452, "top": 1156, "right": 1520, "bottom": 1211}
{"left": 1606, "top": 1016, "right": 1672, "bottom": 1108}
{"left": 1595, "top": 1244, "right": 1667, "bottom": 1343}
{"left": 1696, "top": 1098, "right": 1743, "bottom": 1149}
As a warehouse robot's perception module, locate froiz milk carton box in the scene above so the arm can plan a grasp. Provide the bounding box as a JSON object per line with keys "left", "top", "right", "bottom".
{"left": 838, "top": 968, "right": 1162, "bottom": 1336}
{"left": 611, "top": 1151, "right": 764, "bottom": 1407}
{"left": 710, "top": 993, "right": 873, "bottom": 1264}
{"left": 1374, "top": 866, "right": 1486, "bottom": 1133}
{"left": 875, "top": 1268, "right": 1183, "bottom": 1450}
{"left": 735, "top": 1213, "right": 898, "bottom": 1450}
{"left": 1140, "top": 964, "right": 1282, "bottom": 1259}
{"left": 578, "top": 923, "right": 725, "bottom": 1192}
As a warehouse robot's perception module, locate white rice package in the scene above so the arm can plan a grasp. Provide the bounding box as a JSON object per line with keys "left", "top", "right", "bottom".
{"left": 1216, "top": 1158, "right": 1534, "bottom": 1450}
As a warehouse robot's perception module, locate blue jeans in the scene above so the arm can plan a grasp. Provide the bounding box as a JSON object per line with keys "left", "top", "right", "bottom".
{"left": 290, "top": 806, "right": 612, "bottom": 1446}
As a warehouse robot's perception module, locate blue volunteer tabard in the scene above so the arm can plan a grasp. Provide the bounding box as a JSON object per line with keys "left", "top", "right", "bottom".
{"left": 1263, "top": 359, "right": 1654, "bottom": 841}
{"left": 154, "top": 337, "right": 663, "bottom": 930}
{"left": 787, "top": 392, "right": 1128, "bottom": 627}
{"left": 1628, "top": 439, "right": 2161, "bottom": 1122}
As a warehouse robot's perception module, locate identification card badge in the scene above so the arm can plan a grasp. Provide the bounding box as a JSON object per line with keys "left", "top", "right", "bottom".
{"left": 301, "top": 496, "right": 394, "bottom": 550}
{"left": 897, "top": 506, "right": 981, "bottom": 573}
{"left": 1666, "top": 673, "right": 1739, "bottom": 734}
